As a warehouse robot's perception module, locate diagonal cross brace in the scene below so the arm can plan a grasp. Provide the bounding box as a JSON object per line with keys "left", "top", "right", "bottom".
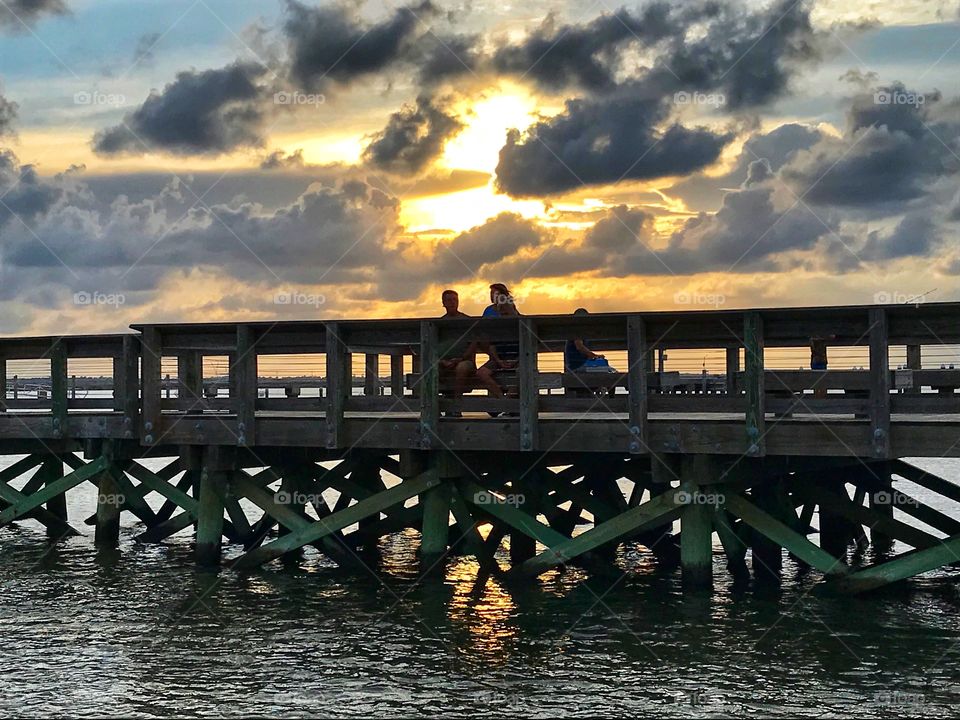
{"left": 0, "top": 456, "right": 109, "bottom": 528}
{"left": 233, "top": 469, "right": 441, "bottom": 569}
{"left": 519, "top": 489, "right": 685, "bottom": 577}
{"left": 724, "top": 493, "right": 849, "bottom": 577}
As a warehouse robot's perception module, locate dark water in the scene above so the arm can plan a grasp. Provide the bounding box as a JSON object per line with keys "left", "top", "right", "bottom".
{"left": 2, "top": 461, "right": 960, "bottom": 718}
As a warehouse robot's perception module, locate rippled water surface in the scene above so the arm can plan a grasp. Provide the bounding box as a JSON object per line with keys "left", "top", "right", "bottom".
{"left": 2, "top": 457, "right": 959, "bottom": 717}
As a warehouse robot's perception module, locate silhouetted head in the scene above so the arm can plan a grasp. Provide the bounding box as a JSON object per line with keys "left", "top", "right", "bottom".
{"left": 489, "top": 283, "right": 513, "bottom": 308}
{"left": 441, "top": 289, "right": 459, "bottom": 314}
{"left": 573, "top": 307, "right": 589, "bottom": 316}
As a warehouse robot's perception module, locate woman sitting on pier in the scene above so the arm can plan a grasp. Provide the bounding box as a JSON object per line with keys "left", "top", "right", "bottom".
{"left": 475, "top": 283, "right": 520, "bottom": 402}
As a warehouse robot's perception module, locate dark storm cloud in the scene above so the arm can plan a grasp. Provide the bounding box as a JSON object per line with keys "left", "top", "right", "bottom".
{"left": 0, "top": 93, "right": 18, "bottom": 135}
{"left": 0, "top": 0, "right": 67, "bottom": 30}
{"left": 783, "top": 84, "right": 959, "bottom": 211}
{"left": 491, "top": 0, "right": 818, "bottom": 106}
{"left": 260, "top": 148, "right": 305, "bottom": 170}
{"left": 668, "top": 123, "right": 824, "bottom": 211}
{"left": 92, "top": 62, "right": 268, "bottom": 156}
{"left": 413, "top": 33, "right": 483, "bottom": 84}
{"left": 0, "top": 150, "right": 62, "bottom": 226}
{"left": 362, "top": 94, "right": 464, "bottom": 176}
{"left": 0, "top": 150, "right": 401, "bottom": 305}
{"left": 633, "top": 184, "right": 833, "bottom": 275}
{"left": 491, "top": 4, "right": 689, "bottom": 92}
{"left": 433, "top": 212, "right": 547, "bottom": 280}
{"left": 284, "top": 0, "right": 434, "bottom": 90}
{"left": 492, "top": 0, "right": 823, "bottom": 197}
{"left": 859, "top": 212, "right": 940, "bottom": 261}
{"left": 494, "top": 88, "right": 734, "bottom": 197}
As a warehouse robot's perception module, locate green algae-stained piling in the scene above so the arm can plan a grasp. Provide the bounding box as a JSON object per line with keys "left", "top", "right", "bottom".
{"left": 3, "top": 303, "right": 960, "bottom": 594}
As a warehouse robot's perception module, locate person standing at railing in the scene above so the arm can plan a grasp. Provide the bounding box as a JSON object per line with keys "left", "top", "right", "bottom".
{"left": 437, "top": 289, "right": 477, "bottom": 417}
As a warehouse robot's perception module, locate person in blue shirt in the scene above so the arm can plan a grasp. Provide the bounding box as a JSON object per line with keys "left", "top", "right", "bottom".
{"left": 565, "top": 307, "right": 606, "bottom": 371}
{"left": 476, "top": 283, "right": 520, "bottom": 400}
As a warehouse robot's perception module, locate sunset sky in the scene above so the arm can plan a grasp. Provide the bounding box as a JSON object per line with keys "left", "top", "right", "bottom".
{"left": 0, "top": 0, "right": 958, "bottom": 334}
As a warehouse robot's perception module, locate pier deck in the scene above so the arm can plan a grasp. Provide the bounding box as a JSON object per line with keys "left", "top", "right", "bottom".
{"left": 2, "top": 302, "right": 960, "bottom": 594}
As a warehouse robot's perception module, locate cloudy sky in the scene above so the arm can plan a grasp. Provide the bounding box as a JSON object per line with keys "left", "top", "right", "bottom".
{"left": 0, "top": 0, "right": 958, "bottom": 334}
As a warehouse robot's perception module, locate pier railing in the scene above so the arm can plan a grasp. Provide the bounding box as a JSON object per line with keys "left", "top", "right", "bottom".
{"left": 2, "top": 303, "right": 960, "bottom": 456}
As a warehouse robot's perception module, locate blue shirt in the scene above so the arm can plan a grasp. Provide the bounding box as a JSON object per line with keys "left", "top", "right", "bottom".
{"left": 565, "top": 339, "right": 589, "bottom": 371}
{"left": 482, "top": 305, "right": 518, "bottom": 360}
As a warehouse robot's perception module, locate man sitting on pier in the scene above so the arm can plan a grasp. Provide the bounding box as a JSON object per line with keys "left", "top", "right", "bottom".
{"left": 438, "top": 289, "right": 476, "bottom": 417}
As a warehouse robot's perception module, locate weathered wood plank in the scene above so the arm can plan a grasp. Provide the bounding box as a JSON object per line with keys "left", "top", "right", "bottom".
{"left": 518, "top": 318, "right": 539, "bottom": 452}
{"left": 627, "top": 315, "right": 648, "bottom": 454}
{"left": 869, "top": 308, "right": 891, "bottom": 458}
{"left": 418, "top": 321, "right": 439, "bottom": 450}
{"left": 743, "top": 312, "right": 765, "bottom": 457}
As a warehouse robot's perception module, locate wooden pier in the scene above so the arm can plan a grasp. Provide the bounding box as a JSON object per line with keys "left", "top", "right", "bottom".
{"left": 3, "top": 302, "right": 960, "bottom": 594}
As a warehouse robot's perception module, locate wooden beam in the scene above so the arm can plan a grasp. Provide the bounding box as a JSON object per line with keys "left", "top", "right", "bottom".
{"left": 420, "top": 472, "right": 450, "bottom": 570}
{"left": 832, "top": 532, "right": 960, "bottom": 594}
{"left": 234, "top": 325, "right": 258, "bottom": 447}
{"left": 140, "top": 327, "right": 161, "bottom": 446}
{"left": 50, "top": 339, "right": 67, "bottom": 437}
{"left": 390, "top": 355, "right": 404, "bottom": 398}
{"left": 869, "top": 308, "right": 891, "bottom": 458}
{"left": 324, "top": 322, "right": 348, "bottom": 449}
{"left": 419, "top": 321, "right": 438, "bottom": 450}
{"left": 724, "top": 493, "right": 849, "bottom": 577}
{"left": 196, "top": 468, "right": 227, "bottom": 566}
{"left": 364, "top": 354, "right": 379, "bottom": 396}
{"left": 0, "top": 456, "right": 108, "bottom": 528}
{"left": 680, "top": 455, "right": 717, "bottom": 589}
{"left": 726, "top": 347, "right": 740, "bottom": 396}
{"left": 518, "top": 489, "right": 684, "bottom": 576}
{"left": 626, "top": 315, "right": 648, "bottom": 454}
{"left": 518, "top": 317, "right": 539, "bottom": 452}
{"left": 234, "top": 469, "right": 442, "bottom": 569}
{"left": 794, "top": 483, "right": 939, "bottom": 550}
{"left": 743, "top": 312, "right": 765, "bottom": 457}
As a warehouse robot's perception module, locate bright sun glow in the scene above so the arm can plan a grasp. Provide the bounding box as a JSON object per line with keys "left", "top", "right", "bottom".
{"left": 441, "top": 88, "right": 540, "bottom": 174}
{"left": 400, "top": 86, "right": 546, "bottom": 233}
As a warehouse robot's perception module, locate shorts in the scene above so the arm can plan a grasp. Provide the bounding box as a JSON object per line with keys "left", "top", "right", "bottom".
{"left": 811, "top": 361, "right": 827, "bottom": 371}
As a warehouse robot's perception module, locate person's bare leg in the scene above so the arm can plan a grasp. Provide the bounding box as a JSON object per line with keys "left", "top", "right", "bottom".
{"left": 454, "top": 359, "right": 476, "bottom": 399}
{"left": 476, "top": 364, "right": 505, "bottom": 398}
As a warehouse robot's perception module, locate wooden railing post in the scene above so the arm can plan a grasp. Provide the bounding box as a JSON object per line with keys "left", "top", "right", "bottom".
{"left": 906, "top": 343, "right": 921, "bottom": 396}
{"left": 869, "top": 308, "right": 891, "bottom": 458}
{"left": 744, "top": 313, "right": 765, "bottom": 457}
{"left": 118, "top": 334, "right": 140, "bottom": 439}
{"left": 364, "top": 354, "right": 379, "bottom": 396}
{"left": 50, "top": 338, "right": 67, "bottom": 438}
{"left": 0, "top": 358, "right": 7, "bottom": 412}
{"left": 518, "top": 318, "right": 539, "bottom": 451}
{"left": 418, "top": 321, "right": 438, "bottom": 450}
{"left": 324, "top": 322, "right": 348, "bottom": 449}
{"left": 726, "top": 347, "right": 740, "bottom": 396}
{"left": 627, "top": 315, "right": 648, "bottom": 454}
{"left": 177, "top": 351, "right": 203, "bottom": 410}
{"left": 140, "top": 327, "right": 162, "bottom": 446}
{"left": 234, "top": 325, "right": 258, "bottom": 447}
{"left": 390, "top": 355, "right": 404, "bottom": 398}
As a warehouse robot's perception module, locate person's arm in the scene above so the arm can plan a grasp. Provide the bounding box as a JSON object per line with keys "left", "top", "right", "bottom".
{"left": 574, "top": 338, "right": 603, "bottom": 360}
